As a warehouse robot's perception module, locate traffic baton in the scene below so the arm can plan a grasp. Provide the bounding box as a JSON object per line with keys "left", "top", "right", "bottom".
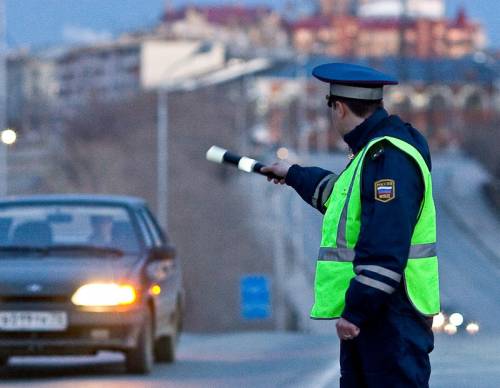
{"left": 206, "top": 146, "right": 282, "bottom": 180}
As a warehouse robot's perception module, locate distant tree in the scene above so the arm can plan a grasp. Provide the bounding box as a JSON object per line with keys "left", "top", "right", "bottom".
{"left": 51, "top": 93, "right": 157, "bottom": 198}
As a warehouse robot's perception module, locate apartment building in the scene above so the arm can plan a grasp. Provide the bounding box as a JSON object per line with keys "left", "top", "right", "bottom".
{"left": 7, "top": 51, "right": 58, "bottom": 131}
{"left": 291, "top": 7, "right": 485, "bottom": 58}
{"left": 56, "top": 37, "right": 226, "bottom": 113}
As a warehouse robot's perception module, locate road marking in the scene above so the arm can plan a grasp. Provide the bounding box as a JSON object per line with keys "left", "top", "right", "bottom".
{"left": 309, "top": 358, "right": 340, "bottom": 388}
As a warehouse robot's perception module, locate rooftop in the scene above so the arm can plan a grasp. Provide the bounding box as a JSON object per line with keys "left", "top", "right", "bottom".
{"left": 163, "top": 5, "right": 273, "bottom": 26}
{"left": 288, "top": 16, "right": 332, "bottom": 31}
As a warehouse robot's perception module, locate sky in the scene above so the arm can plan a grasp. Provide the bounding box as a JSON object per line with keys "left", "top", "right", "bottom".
{"left": 5, "top": 0, "right": 500, "bottom": 50}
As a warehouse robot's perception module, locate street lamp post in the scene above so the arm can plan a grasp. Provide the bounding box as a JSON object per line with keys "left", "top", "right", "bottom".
{"left": 0, "top": 129, "right": 17, "bottom": 196}
{"left": 272, "top": 188, "right": 287, "bottom": 330}
{"left": 157, "top": 89, "right": 169, "bottom": 229}
{"left": 154, "top": 58, "right": 196, "bottom": 230}
{"left": 155, "top": 78, "right": 198, "bottom": 229}
{"left": 0, "top": 143, "right": 6, "bottom": 196}
{"left": 294, "top": 55, "right": 309, "bottom": 274}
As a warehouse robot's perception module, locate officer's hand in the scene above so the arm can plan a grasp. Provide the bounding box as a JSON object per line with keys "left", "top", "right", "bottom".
{"left": 336, "top": 318, "right": 360, "bottom": 341}
{"left": 261, "top": 161, "right": 291, "bottom": 185}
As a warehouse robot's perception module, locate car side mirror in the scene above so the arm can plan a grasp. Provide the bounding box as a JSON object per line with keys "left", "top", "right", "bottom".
{"left": 150, "top": 246, "right": 176, "bottom": 261}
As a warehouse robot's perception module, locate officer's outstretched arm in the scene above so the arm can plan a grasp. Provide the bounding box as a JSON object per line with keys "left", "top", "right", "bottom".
{"left": 263, "top": 162, "right": 337, "bottom": 214}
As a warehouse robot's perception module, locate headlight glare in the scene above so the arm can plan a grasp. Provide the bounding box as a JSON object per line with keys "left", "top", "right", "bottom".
{"left": 466, "top": 322, "right": 480, "bottom": 335}
{"left": 71, "top": 283, "right": 136, "bottom": 306}
{"left": 449, "top": 312, "right": 464, "bottom": 327}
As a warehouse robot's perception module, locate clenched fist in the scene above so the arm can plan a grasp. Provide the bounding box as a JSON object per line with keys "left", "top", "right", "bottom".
{"left": 336, "top": 318, "right": 360, "bottom": 341}
{"left": 261, "top": 161, "right": 292, "bottom": 185}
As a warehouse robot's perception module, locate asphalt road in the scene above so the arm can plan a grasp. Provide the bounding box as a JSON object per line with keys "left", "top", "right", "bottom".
{"left": 1, "top": 333, "right": 498, "bottom": 388}
{"left": 1, "top": 151, "right": 499, "bottom": 387}
{"left": 0, "top": 333, "right": 341, "bottom": 388}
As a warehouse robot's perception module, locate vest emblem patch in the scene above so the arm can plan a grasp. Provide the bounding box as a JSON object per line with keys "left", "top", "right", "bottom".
{"left": 374, "top": 179, "right": 396, "bottom": 203}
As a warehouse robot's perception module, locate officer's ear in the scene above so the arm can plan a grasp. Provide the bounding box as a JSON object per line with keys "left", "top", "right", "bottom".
{"left": 335, "top": 101, "right": 348, "bottom": 119}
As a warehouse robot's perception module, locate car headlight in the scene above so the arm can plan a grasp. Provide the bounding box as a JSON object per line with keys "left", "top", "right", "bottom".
{"left": 71, "top": 283, "right": 137, "bottom": 306}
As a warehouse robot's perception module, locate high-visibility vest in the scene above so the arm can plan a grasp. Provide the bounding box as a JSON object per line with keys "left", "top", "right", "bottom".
{"left": 310, "top": 136, "right": 440, "bottom": 319}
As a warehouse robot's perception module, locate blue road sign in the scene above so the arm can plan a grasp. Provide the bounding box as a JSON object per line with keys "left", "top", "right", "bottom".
{"left": 240, "top": 275, "right": 270, "bottom": 320}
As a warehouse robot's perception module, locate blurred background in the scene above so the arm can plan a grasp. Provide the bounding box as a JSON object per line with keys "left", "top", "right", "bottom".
{"left": 0, "top": 0, "right": 499, "bottom": 386}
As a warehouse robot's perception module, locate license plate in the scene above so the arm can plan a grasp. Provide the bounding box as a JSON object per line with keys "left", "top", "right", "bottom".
{"left": 0, "top": 311, "right": 68, "bottom": 331}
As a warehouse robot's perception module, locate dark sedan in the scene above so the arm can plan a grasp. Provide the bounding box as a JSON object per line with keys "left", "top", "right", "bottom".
{"left": 0, "top": 195, "right": 184, "bottom": 374}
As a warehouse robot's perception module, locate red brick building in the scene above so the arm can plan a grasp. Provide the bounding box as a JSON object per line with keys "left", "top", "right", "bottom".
{"left": 291, "top": 8, "right": 485, "bottom": 59}
{"left": 161, "top": 5, "right": 288, "bottom": 56}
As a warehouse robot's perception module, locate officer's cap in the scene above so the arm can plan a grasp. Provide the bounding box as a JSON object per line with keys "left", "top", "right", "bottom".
{"left": 312, "top": 63, "right": 398, "bottom": 101}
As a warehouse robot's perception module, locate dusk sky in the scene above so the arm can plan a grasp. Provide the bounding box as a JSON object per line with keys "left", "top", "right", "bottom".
{"left": 5, "top": 0, "right": 500, "bottom": 49}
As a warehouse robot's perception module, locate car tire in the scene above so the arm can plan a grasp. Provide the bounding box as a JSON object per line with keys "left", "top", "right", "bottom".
{"left": 155, "top": 301, "right": 182, "bottom": 363}
{"left": 125, "top": 308, "right": 154, "bottom": 374}
{"left": 154, "top": 334, "right": 176, "bottom": 363}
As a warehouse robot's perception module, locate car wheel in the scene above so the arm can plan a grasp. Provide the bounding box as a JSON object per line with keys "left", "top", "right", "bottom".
{"left": 154, "top": 305, "right": 181, "bottom": 363}
{"left": 154, "top": 335, "right": 176, "bottom": 363}
{"left": 125, "top": 308, "right": 154, "bottom": 374}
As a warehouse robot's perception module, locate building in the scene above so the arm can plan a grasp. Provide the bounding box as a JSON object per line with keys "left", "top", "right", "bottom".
{"left": 358, "top": 0, "right": 445, "bottom": 19}
{"left": 7, "top": 37, "right": 227, "bottom": 128}
{"left": 316, "top": 0, "right": 445, "bottom": 19}
{"left": 319, "top": 0, "right": 355, "bottom": 16}
{"left": 291, "top": 7, "right": 485, "bottom": 58}
{"left": 255, "top": 56, "right": 499, "bottom": 151}
{"left": 56, "top": 37, "right": 226, "bottom": 113}
{"left": 160, "top": 5, "right": 289, "bottom": 57}
{"left": 7, "top": 51, "right": 58, "bottom": 131}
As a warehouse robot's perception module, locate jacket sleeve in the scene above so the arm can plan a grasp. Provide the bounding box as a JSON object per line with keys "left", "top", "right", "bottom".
{"left": 285, "top": 165, "right": 338, "bottom": 214}
{"left": 341, "top": 144, "right": 424, "bottom": 327}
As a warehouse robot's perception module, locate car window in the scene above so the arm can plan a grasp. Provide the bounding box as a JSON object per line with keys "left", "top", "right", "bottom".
{"left": 138, "top": 209, "right": 163, "bottom": 247}
{"left": 144, "top": 207, "right": 169, "bottom": 243}
{"left": 0, "top": 204, "right": 140, "bottom": 254}
{"left": 135, "top": 211, "right": 153, "bottom": 248}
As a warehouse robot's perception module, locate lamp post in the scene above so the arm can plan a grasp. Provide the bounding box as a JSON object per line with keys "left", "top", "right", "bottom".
{"left": 156, "top": 80, "right": 194, "bottom": 229}
{"left": 295, "top": 55, "right": 309, "bottom": 273}
{"left": 0, "top": 128, "right": 17, "bottom": 196}
{"left": 157, "top": 89, "right": 169, "bottom": 229}
{"left": 0, "top": 142, "right": 6, "bottom": 196}
{"left": 154, "top": 57, "right": 198, "bottom": 230}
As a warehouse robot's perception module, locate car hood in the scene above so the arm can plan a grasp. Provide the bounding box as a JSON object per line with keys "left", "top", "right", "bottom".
{"left": 0, "top": 255, "right": 142, "bottom": 296}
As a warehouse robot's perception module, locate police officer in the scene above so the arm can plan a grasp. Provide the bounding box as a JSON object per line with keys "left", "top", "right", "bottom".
{"left": 262, "top": 63, "right": 440, "bottom": 387}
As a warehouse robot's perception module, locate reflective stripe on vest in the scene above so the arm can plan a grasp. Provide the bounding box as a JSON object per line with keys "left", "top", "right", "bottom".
{"left": 310, "top": 136, "right": 440, "bottom": 320}
{"left": 318, "top": 243, "right": 437, "bottom": 262}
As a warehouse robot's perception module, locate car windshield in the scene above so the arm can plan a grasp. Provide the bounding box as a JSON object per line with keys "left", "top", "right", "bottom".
{"left": 0, "top": 204, "right": 141, "bottom": 255}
